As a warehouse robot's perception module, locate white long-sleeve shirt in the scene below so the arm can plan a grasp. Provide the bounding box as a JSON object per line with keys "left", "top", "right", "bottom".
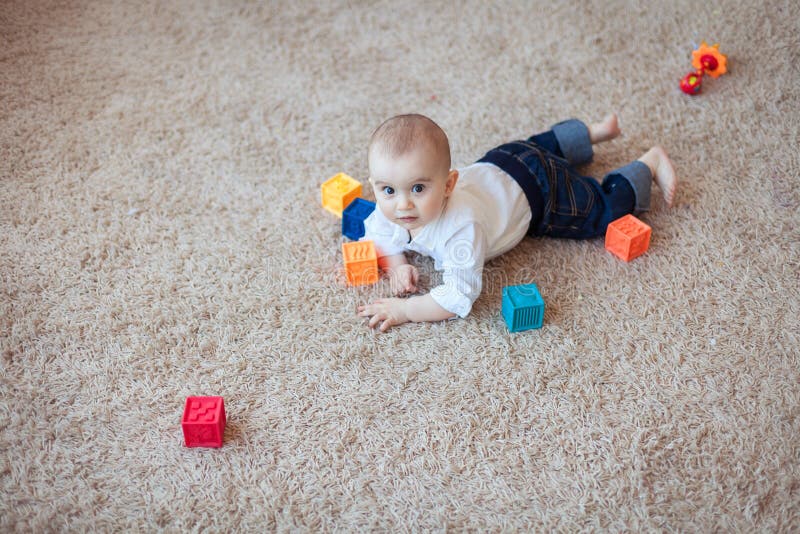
{"left": 361, "top": 162, "right": 532, "bottom": 317}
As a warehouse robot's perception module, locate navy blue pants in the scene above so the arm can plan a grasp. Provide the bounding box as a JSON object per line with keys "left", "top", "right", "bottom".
{"left": 478, "top": 119, "right": 652, "bottom": 239}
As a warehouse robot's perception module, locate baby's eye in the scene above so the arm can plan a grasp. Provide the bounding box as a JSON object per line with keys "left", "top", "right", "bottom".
{"left": 382, "top": 186, "right": 395, "bottom": 195}
{"left": 411, "top": 184, "right": 425, "bottom": 194}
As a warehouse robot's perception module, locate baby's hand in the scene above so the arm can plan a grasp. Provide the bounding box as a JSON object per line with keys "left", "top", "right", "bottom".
{"left": 388, "top": 264, "right": 418, "bottom": 296}
{"left": 357, "top": 298, "right": 410, "bottom": 332}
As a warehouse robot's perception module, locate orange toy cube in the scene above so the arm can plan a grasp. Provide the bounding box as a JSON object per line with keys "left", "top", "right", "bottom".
{"left": 321, "top": 173, "right": 362, "bottom": 218}
{"left": 342, "top": 240, "right": 379, "bottom": 286}
{"left": 605, "top": 214, "right": 652, "bottom": 261}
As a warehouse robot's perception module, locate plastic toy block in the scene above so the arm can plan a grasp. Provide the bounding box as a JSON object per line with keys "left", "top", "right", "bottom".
{"left": 321, "top": 173, "right": 362, "bottom": 218}
{"left": 502, "top": 283, "right": 545, "bottom": 332}
{"left": 182, "top": 396, "right": 226, "bottom": 448}
{"left": 342, "top": 240, "right": 379, "bottom": 286}
{"left": 605, "top": 214, "right": 652, "bottom": 262}
{"left": 342, "top": 198, "right": 376, "bottom": 240}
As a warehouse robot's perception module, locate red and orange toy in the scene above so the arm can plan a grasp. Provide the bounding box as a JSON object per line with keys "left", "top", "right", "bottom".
{"left": 342, "top": 240, "right": 379, "bottom": 286}
{"left": 680, "top": 41, "right": 728, "bottom": 95}
{"left": 605, "top": 214, "right": 652, "bottom": 262}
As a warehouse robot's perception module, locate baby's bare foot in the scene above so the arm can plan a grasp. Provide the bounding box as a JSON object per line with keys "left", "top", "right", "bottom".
{"left": 589, "top": 113, "right": 621, "bottom": 144}
{"left": 638, "top": 146, "right": 677, "bottom": 207}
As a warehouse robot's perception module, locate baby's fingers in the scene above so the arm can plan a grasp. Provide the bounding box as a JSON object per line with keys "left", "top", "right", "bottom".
{"left": 394, "top": 285, "right": 411, "bottom": 297}
{"left": 358, "top": 301, "right": 384, "bottom": 316}
{"left": 368, "top": 313, "right": 385, "bottom": 329}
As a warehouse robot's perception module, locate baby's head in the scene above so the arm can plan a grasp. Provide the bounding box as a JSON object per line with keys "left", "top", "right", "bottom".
{"left": 368, "top": 114, "right": 459, "bottom": 235}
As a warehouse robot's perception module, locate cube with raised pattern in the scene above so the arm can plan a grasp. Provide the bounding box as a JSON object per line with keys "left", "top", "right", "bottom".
{"left": 321, "top": 173, "right": 362, "bottom": 218}
{"left": 182, "top": 396, "right": 226, "bottom": 448}
{"left": 605, "top": 214, "right": 652, "bottom": 262}
{"left": 502, "top": 283, "right": 545, "bottom": 332}
{"left": 342, "top": 240, "right": 379, "bottom": 286}
{"left": 342, "top": 198, "right": 376, "bottom": 240}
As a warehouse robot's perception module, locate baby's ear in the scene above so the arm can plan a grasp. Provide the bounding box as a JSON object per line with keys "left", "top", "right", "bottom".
{"left": 445, "top": 169, "right": 459, "bottom": 195}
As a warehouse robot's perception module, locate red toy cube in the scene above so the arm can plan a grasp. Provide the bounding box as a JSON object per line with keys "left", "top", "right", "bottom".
{"left": 182, "top": 396, "right": 226, "bottom": 448}
{"left": 605, "top": 214, "right": 652, "bottom": 261}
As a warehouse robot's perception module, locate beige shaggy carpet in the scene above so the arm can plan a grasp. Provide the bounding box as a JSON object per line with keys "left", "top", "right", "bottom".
{"left": 2, "top": 0, "right": 799, "bottom": 531}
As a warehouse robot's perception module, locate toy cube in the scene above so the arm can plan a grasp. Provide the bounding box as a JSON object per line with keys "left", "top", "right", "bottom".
{"left": 342, "top": 198, "right": 376, "bottom": 240}
{"left": 321, "top": 173, "right": 362, "bottom": 218}
{"left": 182, "top": 396, "right": 226, "bottom": 448}
{"left": 502, "top": 283, "right": 544, "bottom": 332}
{"left": 342, "top": 240, "right": 379, "bottom": 286}
{"left": 605, "top": 214, "right": 652, "bottom": 262}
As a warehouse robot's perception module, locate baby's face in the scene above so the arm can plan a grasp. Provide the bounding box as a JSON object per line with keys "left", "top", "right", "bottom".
{"left": 369, "top": 145, "right": 457, "bottom": 236}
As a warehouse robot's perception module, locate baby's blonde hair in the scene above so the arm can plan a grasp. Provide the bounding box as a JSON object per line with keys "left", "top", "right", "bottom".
{"left": 369, "top": 114, "right": 451, "bottom": 172}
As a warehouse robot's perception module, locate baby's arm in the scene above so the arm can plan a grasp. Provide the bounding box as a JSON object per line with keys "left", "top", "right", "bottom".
{"left": 357, "top": 294, "right": 456, "bottom": 332}
{"left": 379, "top": 253, "right": 418, "bottom": 296}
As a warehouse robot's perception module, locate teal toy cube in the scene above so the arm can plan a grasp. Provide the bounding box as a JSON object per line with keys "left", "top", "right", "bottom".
{"left": 342, "top": 198, "right": 376, "bottom": 240}
{"left": 502, "top": 284, "right": 544, "bottom": 332}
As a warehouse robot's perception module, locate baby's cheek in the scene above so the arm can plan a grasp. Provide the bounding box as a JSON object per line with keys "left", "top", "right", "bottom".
{"left": 377, "top": 201, "right": 394, "bottom": 218}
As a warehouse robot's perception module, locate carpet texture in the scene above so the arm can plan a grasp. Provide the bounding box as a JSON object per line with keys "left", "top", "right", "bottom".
{"left": 2, "top": 0, "right": 799, "bottom": 530}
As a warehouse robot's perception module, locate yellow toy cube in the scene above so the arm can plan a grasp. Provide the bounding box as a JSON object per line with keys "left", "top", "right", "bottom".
{"left": 321, "top": 173, "right": 362, "bottom": 218}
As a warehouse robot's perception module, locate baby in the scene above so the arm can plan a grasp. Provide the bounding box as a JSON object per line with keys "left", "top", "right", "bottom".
{"left": 357, "top": 113, "right": 677, "bottom": 331}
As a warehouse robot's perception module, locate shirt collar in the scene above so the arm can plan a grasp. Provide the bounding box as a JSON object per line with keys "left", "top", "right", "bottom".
{"left": 386, "top": 200, "right": 449, "bottom": 251}
{"left": 389, "top": 221, "right": 412, "bottom": 248}
{"left": 409, "top": 219, "right": 437, "bottom": 250}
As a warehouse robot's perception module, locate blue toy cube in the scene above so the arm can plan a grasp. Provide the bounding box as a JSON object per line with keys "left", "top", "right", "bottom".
{"left": 502, "top": 283, "right": 544, "bottom": 332}
{"left": 342, "top": 198, "right": 376, "bottom": 240}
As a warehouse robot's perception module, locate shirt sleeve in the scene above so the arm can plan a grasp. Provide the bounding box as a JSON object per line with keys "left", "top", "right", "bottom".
{"left": 429, "top": 222, "right": 487, "bottom": 318}
{"left": 361, "top": 209, "right": 406, "bottom": 258}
